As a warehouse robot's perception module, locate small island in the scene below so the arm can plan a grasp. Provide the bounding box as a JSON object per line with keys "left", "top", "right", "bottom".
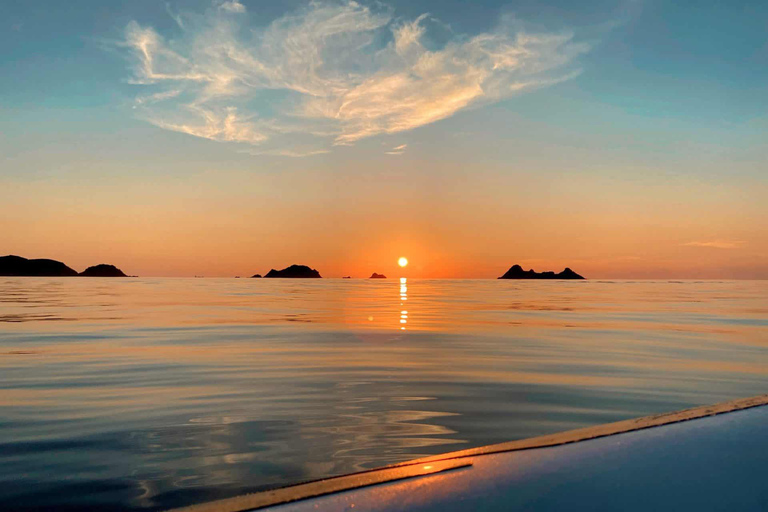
{"left": 80, "top": 264, "right": 127, "bottom": 277}
{"left": 251, "top": 274, "right": 262, "bottom": 278}
{"left": 369, "top": 273, "right": 387, "bottom": 279}
{"left": 498, "top": 264, "right": 584, "bottom": 280}
{"left": 264, "top": 265, "right": 321, "bottom": 278}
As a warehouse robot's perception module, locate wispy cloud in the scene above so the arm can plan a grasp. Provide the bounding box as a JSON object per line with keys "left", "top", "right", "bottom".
{"left": 133, "top": 89, "right": 182, "bottom": 106}
{"left": 682, "top": 240, "right": 747, "bottom": 249}
{"left": 238, "top": 147, "right": 331, "bottom": 158}
{"left": 385, "top": 143, "right": 407, "bottom": 155}
{"left": 118, "top": 1, "right": 590, "bottom": 156}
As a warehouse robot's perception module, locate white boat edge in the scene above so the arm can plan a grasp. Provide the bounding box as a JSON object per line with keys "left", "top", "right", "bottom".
{"left": 168, "top": 393, "right": 768, "bottom": 512}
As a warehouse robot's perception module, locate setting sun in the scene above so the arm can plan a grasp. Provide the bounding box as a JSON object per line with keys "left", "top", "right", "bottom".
{"left": 398, "top": 257, "right": 408, "bottom": 268}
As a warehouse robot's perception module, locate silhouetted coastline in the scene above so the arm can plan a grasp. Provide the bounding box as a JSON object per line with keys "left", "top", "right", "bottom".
{"left": 1, "top": 255, "right": 130, "bottom": 277}
{"left": 264, "top": 265, "right": 321, "bottom": 278}
{"left": 498, "top": 264, "right": 584, "bottom": 280}
{"left": 0, "top": 255, "right": 86, "bottom": 277}
{"left": 369, "top": 273, "right": 387, "bottom": 279}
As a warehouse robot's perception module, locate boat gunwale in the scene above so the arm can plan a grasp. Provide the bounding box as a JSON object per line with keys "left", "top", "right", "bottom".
{"left": 168, "top": 393, "right": 768, "bottom": 512}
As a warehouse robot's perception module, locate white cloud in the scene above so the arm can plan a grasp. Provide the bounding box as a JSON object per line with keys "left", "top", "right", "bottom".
{"left": 218, "top": 1, "right": 246, "bottom": 14}
{"left": 119, "top": 1, "right": 589, "bottom": 156}
{"left": 682, "top": 240, "right": 746, "bottom": 249}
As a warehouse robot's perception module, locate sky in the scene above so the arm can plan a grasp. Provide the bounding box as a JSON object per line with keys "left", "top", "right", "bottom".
{"left": 1, "top": 0, "right": 767, "bottom": 278}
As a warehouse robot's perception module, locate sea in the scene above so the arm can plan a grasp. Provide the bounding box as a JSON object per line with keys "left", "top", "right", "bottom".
{"left": 1, "top": 277, "right": 766, "bottom": 511}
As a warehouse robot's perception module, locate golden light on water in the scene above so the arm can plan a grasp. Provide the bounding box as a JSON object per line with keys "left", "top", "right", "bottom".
{"left": 400, "top": 277, "right": 408, "bottom": 330}
{"left": 398, "top": 257, "right": 408, "bottom": 268}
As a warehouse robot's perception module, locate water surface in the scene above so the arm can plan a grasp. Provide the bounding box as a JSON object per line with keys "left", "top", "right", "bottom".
{"left": 1, "top": 278, "right": 766, "bottom": 510}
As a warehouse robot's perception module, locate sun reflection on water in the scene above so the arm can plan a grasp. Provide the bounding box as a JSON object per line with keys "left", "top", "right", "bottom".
{"left": 399, "top": 277, "right": 407, "bottom": 330}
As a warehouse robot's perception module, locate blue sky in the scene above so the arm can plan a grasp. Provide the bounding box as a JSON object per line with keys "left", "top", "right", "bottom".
{"left": 1, "top": 0, "right": 766, "bottom": 277}
{"left": 3, "top": 0, "right": 766, "bottom": 158}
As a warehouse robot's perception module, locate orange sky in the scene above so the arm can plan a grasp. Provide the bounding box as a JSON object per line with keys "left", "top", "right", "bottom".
{"left": 2, "top": 156, "right": 766, "bottom": 279}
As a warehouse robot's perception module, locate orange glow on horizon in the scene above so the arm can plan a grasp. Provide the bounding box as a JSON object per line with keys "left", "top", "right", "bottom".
{"left": 2, "top": 167, "right": 766, "bottom": 279}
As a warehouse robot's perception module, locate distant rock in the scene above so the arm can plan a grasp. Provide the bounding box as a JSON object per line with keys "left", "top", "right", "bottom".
{"left": 369, "top": 273, "right": 387, "bottom": 279}
{"left": 557, "top": 268, "right": 584, "bottom": 279}
{"left": 342, "top": 276, "right": 351, "bottom": 279}
{"left": 0, "top": 255, "right": 78, "bottom": 276}
{"left": 80, "top": 264, "right": 127, "bottom": 277}
{"left": 498, "top": 264, "right": 585, "bottom": 280}
{"left": 251, "top": 274, "right": 262, "bottom": 278}
{"left": 264, "top": 265, "right": 321, "bottom": 278}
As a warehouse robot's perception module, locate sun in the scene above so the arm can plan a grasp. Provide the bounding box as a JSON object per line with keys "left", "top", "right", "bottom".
{"left": 398, "top": 257, "right": 408, "bottom": 268}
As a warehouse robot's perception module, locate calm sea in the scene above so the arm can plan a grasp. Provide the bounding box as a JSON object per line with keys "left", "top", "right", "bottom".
{"left": 1, "top": 277, "right": 766, "bottom": 511}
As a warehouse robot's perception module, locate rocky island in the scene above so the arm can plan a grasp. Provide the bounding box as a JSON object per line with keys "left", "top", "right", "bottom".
{"left": 1, "top": 255, "right": 130, "bottom": 277}
{"left": 251, "top": 274, "right": 262, "bottom": 278}
{"left": 498, "top": 264, "right": 584, "bottom": 280}
{"left": 369, "top": 273, "right": 387, "bottom": 279}
{"left": 80, "top": 264, "right": 127, "bottom": 277}
{"left": 0, "top": 255, "right": 79, "bottom": 276}
{"left": 264, "top": 265, "right": 321, "bottom": 278}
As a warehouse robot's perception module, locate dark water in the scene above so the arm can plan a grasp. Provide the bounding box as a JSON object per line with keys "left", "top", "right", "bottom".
{"left": 0, "top": 278, "right": 766, "bottom": 511}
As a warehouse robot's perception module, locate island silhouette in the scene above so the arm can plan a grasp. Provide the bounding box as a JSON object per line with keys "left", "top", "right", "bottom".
{"left": 251, "top": 274, "right": 262, "bottom": 278}
{"left": 3, "top": 255, "right": 587, "bottom": 280}
{"left": 498, "top": 264, "right": 584, "bottom": 280}
{"left": 264, "top": 265, "right": 321, "bottom": 278}
{"left": 0, "top": 255, "right": 129, "bottom": 277}
{"left": 80, "top": 264, "right": 127, "bottom": 277}
{"left": 0, "top": 255, "right": 78, "bottom": 276}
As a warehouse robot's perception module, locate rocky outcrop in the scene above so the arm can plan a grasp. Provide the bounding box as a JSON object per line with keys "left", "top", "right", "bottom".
{"left": 369, "top": 273, "right": 387, "bottom": 279}
{"left": 498, "top": 264, "right": 585, "bottom": 280}
{"left": 1, "top": 255, "right": 132, "bottom": 277}
{"left": 251, "top": 274, "right": 262, "bottom": 278}
{"left": 80, "top": 264, "right": 127, "bottom": 277}
{"left": 264, "top": 265, "right": 322, "bottom": 278}
{"left": 556, "top": 268, "right": 584, "bottom": 279}
{"left": 0, "top": 255, "right": 78, "bottom": 276}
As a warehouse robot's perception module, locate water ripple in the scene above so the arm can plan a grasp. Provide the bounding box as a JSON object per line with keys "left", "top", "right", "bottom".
{"left": 0, "top": 278, "right": 766, "bottom": 510}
